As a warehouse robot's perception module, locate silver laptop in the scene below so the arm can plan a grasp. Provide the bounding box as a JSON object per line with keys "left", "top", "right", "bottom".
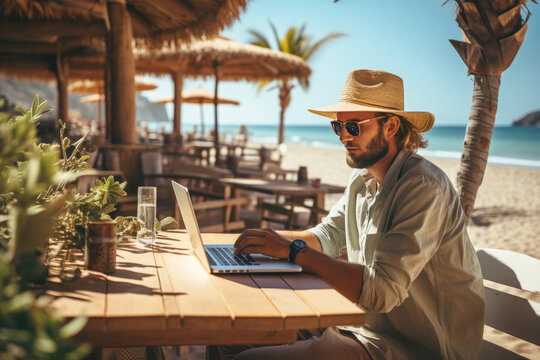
{"left": 171, "top": 181, "right": 302, "bottom": 273}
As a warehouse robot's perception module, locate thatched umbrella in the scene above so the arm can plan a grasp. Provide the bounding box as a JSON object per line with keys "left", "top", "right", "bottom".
{"left": 69, "top": 77, "right": 157, "bottom": 95}
{"left": 137, "top": 36, "right": 311, "bottom": 148}
{"left": 154, "top": 86, "right": 240, "bottom": 135}
{"left": 75, "top": 77, "right": 157, "bottom": 127}
{"left": 0, "top": 0, "right": 249, "bottom": 144}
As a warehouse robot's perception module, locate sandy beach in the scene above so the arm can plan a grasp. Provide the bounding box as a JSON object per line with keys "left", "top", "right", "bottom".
{"left": 280, "top": 143, "right": 540, "bottom": 260}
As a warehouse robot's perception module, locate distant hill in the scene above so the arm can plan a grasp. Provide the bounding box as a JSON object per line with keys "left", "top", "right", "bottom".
{"left": 0, "top": 75, "right": 169, "bottom": 125}
{"left": 512, "top": 110, "right": 540, "bottom": 127}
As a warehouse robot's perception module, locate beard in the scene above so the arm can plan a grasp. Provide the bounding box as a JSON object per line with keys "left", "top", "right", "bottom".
{"left": 346, "top": 128, "right": 389, "bottom": 169}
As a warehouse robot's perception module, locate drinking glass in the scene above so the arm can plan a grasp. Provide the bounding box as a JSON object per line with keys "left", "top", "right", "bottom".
{"left": 137, "top": 186, "right": 157, "bottom": 245}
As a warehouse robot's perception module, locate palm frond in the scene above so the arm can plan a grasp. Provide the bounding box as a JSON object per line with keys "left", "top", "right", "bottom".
{"left": 246, "top": 29, "right": 272, "bottom": 49}
{"left": 269, "top": 21, "right": 283, "bottom": 51}
{"left": 256, "top": 80, "right": 271, "bottom": 92}
{"left": 282, "top": 27, "right": 298, "bottom": 54}
{"left": 303, "top": 32, "right": 346, "bottom": 61}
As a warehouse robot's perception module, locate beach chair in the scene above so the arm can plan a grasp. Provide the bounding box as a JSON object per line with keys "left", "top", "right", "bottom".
{"left": 140, "top": 151, "right": 250, "bottom": 232}
{"left": 260, "top": 200, "right": 328, "bottom": 230}
{"left": 475, "top": 248, "right": 540, "bottom": 359}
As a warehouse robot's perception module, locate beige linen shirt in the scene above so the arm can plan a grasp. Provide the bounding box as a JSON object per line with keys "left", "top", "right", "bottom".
{"left": 309, "top": 150, "right": 485, "bottom": 360}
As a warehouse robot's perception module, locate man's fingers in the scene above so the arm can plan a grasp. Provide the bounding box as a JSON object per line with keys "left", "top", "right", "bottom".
{"left": 234, "top": 236, "right": 266, "bottom": 254}
{"left": 235, "top": 228, "right": 270, "bottom": 246}
{"left": 236, "top": 245, "right": 263, "bottom": 255}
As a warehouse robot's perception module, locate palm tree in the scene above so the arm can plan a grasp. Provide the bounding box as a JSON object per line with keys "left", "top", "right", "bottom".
{"left": 248, "top": 22, "right": 345, "bottom": 144}
{"left": 448, "top": 0, "right": 533, "bottom": 221}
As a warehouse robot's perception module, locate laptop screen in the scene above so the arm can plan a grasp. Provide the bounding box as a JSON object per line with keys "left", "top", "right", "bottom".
{"left": 171, "top": 181, "right": 212, "bottom": 273}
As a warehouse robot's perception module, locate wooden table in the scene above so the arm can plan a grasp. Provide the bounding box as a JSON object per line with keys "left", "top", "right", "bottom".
{"left": 46, "top": 231, "right": 365, "bottom": 347}
{"left": 219, "top": 178, "right": 346, "bottom": 210}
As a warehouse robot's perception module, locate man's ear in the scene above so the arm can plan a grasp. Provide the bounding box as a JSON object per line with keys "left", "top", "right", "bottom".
{"left": 385, "top": 115, "right": 400, "bottom": 138}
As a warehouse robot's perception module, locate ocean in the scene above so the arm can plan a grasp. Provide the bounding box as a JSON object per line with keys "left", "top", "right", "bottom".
{"left": 150, "top": 122, "right": 540, "bottom": 169}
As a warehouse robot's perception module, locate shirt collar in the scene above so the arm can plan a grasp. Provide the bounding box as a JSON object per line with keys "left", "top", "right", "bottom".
{"left": 379, "top": 150, "right": 413, "bottom": 195}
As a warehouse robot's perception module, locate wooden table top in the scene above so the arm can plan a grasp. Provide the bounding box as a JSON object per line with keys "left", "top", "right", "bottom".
{"left": 46, "top": 231, "right": 365, "bottom": 347}
{"left": 219, "top": 178, "right": 345, "bottom": 197}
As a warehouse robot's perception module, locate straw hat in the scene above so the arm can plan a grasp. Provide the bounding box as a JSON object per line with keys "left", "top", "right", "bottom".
{"left": 308, "top": 69, "right": 434, "bottom": 132}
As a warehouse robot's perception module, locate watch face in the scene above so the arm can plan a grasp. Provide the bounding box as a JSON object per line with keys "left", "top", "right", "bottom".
{"left": 292, "top": 239, "right": 308, "bottom": 251}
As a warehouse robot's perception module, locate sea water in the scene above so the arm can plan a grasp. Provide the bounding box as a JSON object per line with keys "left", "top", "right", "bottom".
{"left": 137, "top": 203, "right": 156, "bottom": 245}
{"left": 147, "top": 122, "right": 540, "bottom": 169}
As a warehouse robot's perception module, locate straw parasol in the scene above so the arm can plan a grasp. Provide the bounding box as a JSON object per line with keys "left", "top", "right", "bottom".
{"left": 80, "top": 93, "right": 105, "bottom": 129}
{"left": 0, "top": 0, "right": 249, "bottom": 144}
{"left": 154, "top": 86, "right": 240, "bottom": 135}
{"left": 0, "top": 1, "right": 248, "bottom": 46}
{"left": 80, "top": 94, "right": 105, "bottom": 104}
{"left": 69, "top": 77, "right": 157, "bottom": 94}
{"left": 73, "top": 77, "right": 157, "bottom": 127}
{"left": 137, "top": 36, "right": 311, "bottom": 148}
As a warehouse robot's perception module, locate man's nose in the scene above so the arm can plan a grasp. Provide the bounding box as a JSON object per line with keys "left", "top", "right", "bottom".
{"left": 340, "top": 128, "right": 353, "bottom": 144}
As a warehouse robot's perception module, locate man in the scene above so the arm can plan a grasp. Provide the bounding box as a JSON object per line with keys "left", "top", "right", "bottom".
{"left": 219, "top": 70, "right": 485, "bottom": 359}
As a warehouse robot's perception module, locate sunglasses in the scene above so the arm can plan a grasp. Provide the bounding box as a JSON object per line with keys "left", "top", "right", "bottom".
{"left": 330, "top": 115, "right": 388, "bottom": 137}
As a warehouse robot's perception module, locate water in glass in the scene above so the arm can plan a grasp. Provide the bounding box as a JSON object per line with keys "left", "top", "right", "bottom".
{"left": 137, "top": 203, "right": 156, "bottom": 244}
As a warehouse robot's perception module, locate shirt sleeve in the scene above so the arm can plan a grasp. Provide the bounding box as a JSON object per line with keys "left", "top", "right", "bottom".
{"left": 358, "top": 173, "right": 448, "bottom": 313}
{"left": 308, "top": 192, "right": 347, "bottom": 258}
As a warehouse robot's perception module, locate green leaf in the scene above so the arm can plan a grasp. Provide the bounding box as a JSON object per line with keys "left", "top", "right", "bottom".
{"left": 159, "top": 217, "right": 179, "bottom": 231}
{"left": 16, "top": 105, "right": 27, "bottom": 115}
{"left": 35, "top": 334, "right": 58, "bottom": 354}
{"left": 5, "top": 291, "right": 34, "bottom": 312}
{"left": 59, "top": 314, "right": 87, "bottom": 339}
{"left": 31, "top": 94, "right": 39, "bottom": 116}
{"left": 7, "top": 194, "right": 68, "bottom": 262}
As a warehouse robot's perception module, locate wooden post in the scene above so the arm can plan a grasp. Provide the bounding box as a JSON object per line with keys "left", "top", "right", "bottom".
{"left": 213, "top": 61, "right": 220, "bottom": 150}
{"left": 106, "top": 0, "right": 136, "bottom": 144}
{"left": 105, "top": 45, "right": 112, "bottom": 143}
{"left": 55, "top": 50, "right": 69, "bottom": 125}
{"left": 172, "top": 71, "right": 183, "bottom": 137}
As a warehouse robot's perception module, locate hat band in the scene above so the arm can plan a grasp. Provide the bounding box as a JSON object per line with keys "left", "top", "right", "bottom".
{"left": 340, "top": 96, "right": 402, "bottom": 111}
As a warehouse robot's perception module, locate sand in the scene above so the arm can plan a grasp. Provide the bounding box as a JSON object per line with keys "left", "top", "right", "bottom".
{"left": 280, "top": 143, "right": 540, "bottom": 260}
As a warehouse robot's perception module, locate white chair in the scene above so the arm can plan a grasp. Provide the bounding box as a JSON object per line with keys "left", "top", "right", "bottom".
{"left": 475, "top": 248, "right": 540, "bottom": 359}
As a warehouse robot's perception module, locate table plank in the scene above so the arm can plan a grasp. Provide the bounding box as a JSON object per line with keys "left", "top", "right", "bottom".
{"left": 164, "top": 232, "right": 285, "bottom": 331}
{"left": 105, "top": 241, "right": 166, "bottom": 332}
{"left": 211, "top": 274, "right": 284, "bottom": 330}
{"left": 250, "top": 275, "right": 319, "bottom": 330}
{"left": 155, "top": 231, "right": 234, "bottom": 330}
{"left": 48, "top": 271, "right": 107, "bottom": 333}
{"left": 282, "top": 274, "right": 365, "bottom": 327}
{"left": 76, "top": 329, "right": 297, "bottom": 347}
{"left": 153, "top": 250, "right": 181, "bottom": 330}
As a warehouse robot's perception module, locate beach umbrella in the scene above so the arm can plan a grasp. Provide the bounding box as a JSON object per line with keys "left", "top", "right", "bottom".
{"left": 71, "top": 77, "right": 157, "bottom": 128}
{"left": 80, "top": 94, "right": 105, "bottom": 130}
{"left": 153, "top": 86, "right": 240, "bottom": 135}
{"left": 0, "top": 0, "right": 249, "bottom": 144}
{"left": 137, "top": 36, "right": 311, "bottom": 148}
{"left": 69, "top": 77, "right": 157, "bottom": 95}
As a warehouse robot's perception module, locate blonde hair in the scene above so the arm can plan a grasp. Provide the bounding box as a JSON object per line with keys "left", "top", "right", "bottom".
{"left": 378, "top": 114, "right": 428, "bottom": 151}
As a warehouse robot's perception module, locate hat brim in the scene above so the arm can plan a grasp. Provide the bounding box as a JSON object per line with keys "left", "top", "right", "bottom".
{"left": 308, "top": 102, "right": 434, "bottom": 132}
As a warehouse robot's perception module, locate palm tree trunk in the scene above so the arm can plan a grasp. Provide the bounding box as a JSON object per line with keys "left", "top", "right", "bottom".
{"left": 278, "top": 82, "right": 292, "bottom": 145}
{"left": 457, "top": 74, "right": 500, "bottom": 221}
{"left": 278, "top": 105, "right": 286, "bottom": 144}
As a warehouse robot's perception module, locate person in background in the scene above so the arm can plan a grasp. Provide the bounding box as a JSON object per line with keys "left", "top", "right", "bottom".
{"left": 211, "top": 69, "right": 485, "bottom": 360}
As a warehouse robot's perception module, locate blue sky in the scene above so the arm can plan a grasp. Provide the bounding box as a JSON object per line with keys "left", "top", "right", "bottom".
{"left": 142, "top": 0, "right": 540, "bottom": 128}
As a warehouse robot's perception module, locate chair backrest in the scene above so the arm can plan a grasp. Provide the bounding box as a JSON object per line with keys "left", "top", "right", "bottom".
{"left": 104, "top": 149, "right": 121, "bottom": 171}
{"left": 140, "top": 151, "right": 163, "bottom": 176}
{"left": 475, "top": 248, "right": 540, "bottom": 359}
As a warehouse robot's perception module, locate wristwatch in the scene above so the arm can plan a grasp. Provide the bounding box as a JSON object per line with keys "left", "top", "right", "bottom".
{"left": 288, "top": 239, "right": 308, "bottom": 263}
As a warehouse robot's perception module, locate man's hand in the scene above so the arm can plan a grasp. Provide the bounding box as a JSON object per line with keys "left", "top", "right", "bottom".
{"left": 234, "top": 228, "right": 291, "bottom": 259}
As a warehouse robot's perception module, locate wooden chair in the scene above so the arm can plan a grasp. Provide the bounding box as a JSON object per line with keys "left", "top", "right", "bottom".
{"left": 475, "top": 248, "right": 540, "bottom": 359}
{"left": 140, "top": 151, "right": 251, "bottom": 232}
{"left": 260, "top": 200, "right": 328, "bottom": 230}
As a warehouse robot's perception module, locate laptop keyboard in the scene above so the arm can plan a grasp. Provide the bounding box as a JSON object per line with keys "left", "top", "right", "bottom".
{"left": 206, "top": 247, "right": 257, "bottom": 266}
